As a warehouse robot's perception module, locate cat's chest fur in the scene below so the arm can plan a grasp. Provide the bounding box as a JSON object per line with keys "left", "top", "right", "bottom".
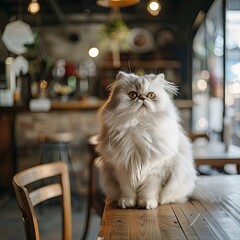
{"left": 107, "top": 116, "right": 178, "bottom": 161}
{"left": 107, "top": 123, "right": 174, "bottom": 187}
{"left": 110, "top": 124, "right": 157, "bottom": 160}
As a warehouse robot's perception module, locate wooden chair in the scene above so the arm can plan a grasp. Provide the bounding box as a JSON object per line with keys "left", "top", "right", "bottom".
{"left": 12, "top": 161, "right": 72, "bottom": 240}
{"left": 188, "top": 132, "right": 209, "bottom": 142}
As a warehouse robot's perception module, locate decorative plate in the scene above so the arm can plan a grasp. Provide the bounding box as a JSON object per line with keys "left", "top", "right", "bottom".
{"left": 155, "top": 28, "right": 176, "bottom": 48}
{"left": 127, "top": 28, "right": 154, "bottom": 53}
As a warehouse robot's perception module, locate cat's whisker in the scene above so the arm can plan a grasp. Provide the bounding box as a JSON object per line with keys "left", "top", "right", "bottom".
{"left": 164, "top": 80, "right": 179, "bottom": 96}
{"left": 133, "top": 64, "right": 139, "bottom": 74}
{"left": 103, "top": 108, "right": 115, "bottom": 115}
{"left": 108, "top": 134, "right": 112, "bottom": 150}
{"left": 128, "top": 56, "right": 133, "bottom": 73}
{"left": 121, "top": 67, "right": 127, "bottom": 73}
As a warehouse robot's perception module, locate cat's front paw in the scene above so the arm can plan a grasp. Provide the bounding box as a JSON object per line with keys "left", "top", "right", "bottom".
{"left": 118, "top": 198, "right": 136, "bottom": 209}
{"left": 138, "top": 199, "right": 158, "bottom": 209}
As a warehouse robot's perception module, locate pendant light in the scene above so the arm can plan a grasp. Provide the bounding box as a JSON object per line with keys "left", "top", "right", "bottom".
{"left": 97, "top": 0, "right": 140, "bottom": 8}
{"left": 28, "top": 0, "right": 40, "bottom": 15}
{"left": 97, "top": 0, "right": 140, "bottom": 67}
{"left": 147, "top": 0, "right": 161, "bottom": 16}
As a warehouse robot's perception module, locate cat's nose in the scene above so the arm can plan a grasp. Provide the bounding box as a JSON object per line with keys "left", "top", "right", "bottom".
{"left": 138, "top": 94, "right": 146, "bottom": 101}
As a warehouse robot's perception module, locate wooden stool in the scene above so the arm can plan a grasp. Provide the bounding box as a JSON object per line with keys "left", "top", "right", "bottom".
{"left": 39, "top": 132, "right": 74, "bottom": 165}
{"left": 39, "top": 132, "right": 81, "bottom": 209}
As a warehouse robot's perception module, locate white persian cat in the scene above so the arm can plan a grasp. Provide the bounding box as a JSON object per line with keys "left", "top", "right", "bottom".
{"left": 96, "top": 71, "right": 197, "bottom": 209}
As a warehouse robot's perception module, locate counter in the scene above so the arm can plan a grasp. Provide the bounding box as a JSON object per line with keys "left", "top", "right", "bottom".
{"left": 0, "top": 99, "right": 105, "bottom": 194}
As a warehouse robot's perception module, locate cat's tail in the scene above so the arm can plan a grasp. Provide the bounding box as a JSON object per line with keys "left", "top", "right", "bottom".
{"left": 190, "top": 176, "right": 231, "bottom": 202}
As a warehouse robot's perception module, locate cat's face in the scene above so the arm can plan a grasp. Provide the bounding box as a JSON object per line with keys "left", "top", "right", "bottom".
{"left": 106, "top": 71, "right": 177, "bottom": 116}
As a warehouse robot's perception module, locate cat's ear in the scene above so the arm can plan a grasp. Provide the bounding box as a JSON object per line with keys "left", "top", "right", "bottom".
{"left": 116, "top": 71, "right": 129, "bottom": 80}
{"left": 155, "top": 73, "right": 165, "bottom": 81}
{"left": 153, "top": 73, "right": 165, "bottom": 87}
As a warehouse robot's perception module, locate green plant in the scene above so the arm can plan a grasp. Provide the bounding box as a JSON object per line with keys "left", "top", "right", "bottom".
{"left": 102, "top": 19, "right": 129, "bottom": 40}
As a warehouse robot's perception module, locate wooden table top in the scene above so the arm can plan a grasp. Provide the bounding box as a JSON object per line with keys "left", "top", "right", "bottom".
{"left": 193, "top": 141, "right": 240, "bottom": 167}
{"left": 98, "top": 175, "right": 240, "bottom": 240}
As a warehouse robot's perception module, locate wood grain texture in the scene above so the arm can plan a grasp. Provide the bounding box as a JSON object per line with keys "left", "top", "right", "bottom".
{"left": 98, "top": 176, "right": 240, "bottom": 240}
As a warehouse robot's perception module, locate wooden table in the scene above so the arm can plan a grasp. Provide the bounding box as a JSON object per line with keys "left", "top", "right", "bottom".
{"left": 193, "top": 141, "right": 240, "bottom": 173}
{"left": 98, "top": 175, "right": 240, "bottom": 240}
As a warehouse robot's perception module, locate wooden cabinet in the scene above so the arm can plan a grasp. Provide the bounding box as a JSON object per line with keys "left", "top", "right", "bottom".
{"left": 0, "top": 111, "right": 16, "bottom": 194}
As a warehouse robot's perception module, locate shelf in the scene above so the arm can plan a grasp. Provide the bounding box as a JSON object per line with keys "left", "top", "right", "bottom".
{"left": 51, "top": 99, "right": 105, "bottom": 110}
{"left": 100, "top": 60, "right": 181, "bottom": 69}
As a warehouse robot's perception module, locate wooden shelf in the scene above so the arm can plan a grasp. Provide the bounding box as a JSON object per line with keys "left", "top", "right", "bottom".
{"left": 98, "top": 56, "right": 181, "bottom": 98}
{"left": 100, "top": 60, "right": 181, "bottom": 69}
{"left": 51, "top": 99, "right": 105, "bottom": 110}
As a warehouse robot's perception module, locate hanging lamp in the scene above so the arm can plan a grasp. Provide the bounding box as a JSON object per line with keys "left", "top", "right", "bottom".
{"left": 28, "top": 0, "right": 40, "bottom": 15}
{"left": 97, "top": 0, "right": 140, "bottom": 8}
{"left": 97, "top": 0, "right": 140, "bottom": 67}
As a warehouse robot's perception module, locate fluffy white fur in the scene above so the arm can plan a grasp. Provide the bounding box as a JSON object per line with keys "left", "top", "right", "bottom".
{"left": 96, "top": 71, "right": 197, "bottom": 209}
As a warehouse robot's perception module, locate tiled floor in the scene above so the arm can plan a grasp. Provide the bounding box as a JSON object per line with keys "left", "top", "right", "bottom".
{"left": 0, "top": 194, "right": 101, "bottom": 240}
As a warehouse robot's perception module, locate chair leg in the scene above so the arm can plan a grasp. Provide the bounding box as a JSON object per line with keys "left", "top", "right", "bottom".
{"left": 81, "top": 156, "right": 95, "bottom": 240}
{"left": 237, "top": 165, "right": 240, "bottom": 174}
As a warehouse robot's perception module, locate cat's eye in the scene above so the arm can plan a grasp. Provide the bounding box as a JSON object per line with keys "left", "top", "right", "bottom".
{"left": 128, "top": 91, "right": 138, "bottom": 99}
{"left": 147, "top": 92, "right": 156, "bottom": 99}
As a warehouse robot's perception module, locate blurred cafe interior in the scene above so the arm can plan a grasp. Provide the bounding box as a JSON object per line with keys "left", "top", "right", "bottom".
{"left": 0, "top": 0, "right": 240, "bottom": 239}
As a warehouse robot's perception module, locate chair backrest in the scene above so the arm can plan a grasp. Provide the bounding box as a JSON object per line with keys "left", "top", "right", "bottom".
{"left": 188, "top": 132, "right": 209, "bottom": 142}
{"left": 12, "top": 161, "right": 72, "bottom": 240}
